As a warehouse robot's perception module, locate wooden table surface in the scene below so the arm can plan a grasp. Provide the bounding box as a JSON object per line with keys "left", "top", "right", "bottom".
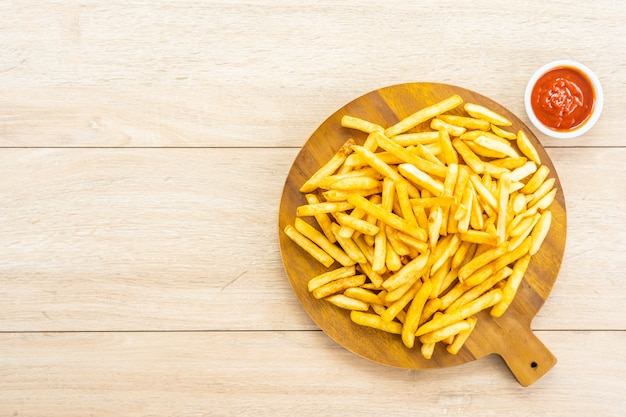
{"left": 1, "top": 1, "right": 625, "bottom": 415}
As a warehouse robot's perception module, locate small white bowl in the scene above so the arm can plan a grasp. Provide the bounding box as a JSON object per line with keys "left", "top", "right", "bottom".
{"left": 524, "top": 60, "right": 603, "bottom": 139}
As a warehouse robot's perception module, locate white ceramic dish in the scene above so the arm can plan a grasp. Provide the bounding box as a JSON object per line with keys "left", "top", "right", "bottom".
{"left": 524, "top": 60, "right": 603, "bottom": 139}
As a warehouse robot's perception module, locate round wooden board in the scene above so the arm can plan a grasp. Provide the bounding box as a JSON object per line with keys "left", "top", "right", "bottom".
{"left": 278, "top": 83, "right": 567, "bottom": 386}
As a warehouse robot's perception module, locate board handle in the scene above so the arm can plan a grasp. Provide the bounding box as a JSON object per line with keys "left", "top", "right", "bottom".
{"left": 495, "top": 319, "right": 557, "bottom": 386}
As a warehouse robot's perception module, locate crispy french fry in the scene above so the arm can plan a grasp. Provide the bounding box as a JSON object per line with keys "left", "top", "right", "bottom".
{"left": 382, "top": 251, "right": 430, "bottom": 291}
{"left": 385, "top": 95, "right": 464, "bottom": 137}
{"left": 284, "top": 224, "right": 335, "bottom": 268}
{"left": 300, "top": 139, "right": 355, "bottom": 193}
{"left": 341, "top": 115, "right": 384, "bottom": 134}
{"left": 401, "top": 280, "right": 432, "bottom": 348}
{"left": 296, "top": 201, "right": 354, "bottom": 217}
{"left": 350, "top": 311, "right": 403, "bottom": 334}
{"left": 294, "top": 218, "right": 355, "bottom": 267}
{"left": 308, "top": 265, "right": 357, "bottom": 292}
{"left": 490, "top": 254, "right": 532, "bottom": 317}
{"left": 438, "top": 114, "right": 490, "bottom": 131}
{"left": 416, "top": 289, "right": 503, "bottom": 336}
{"left": 530, "top": 210, "right": 552, "bottom": 255}
{"left": 432, "top": 118, "right": 466, "bottom": 137}
{"left": 464, "top": 103, "right": 512, "bottom": 126}
{"left": 491, "top": 124, "right": 517, "bottom": 140}
{"left": 517, "top": 129, "right": 541, "bottom": 165}
{"left": 446, "top": 316, "right": 478, "bottom": 354}
{"left": 312, "top": 274, "right": 366, "bottom": 299}
{"left": 325, "top": 294, "right": 369, "bottom": 311}
{"left": 419, "top": 318, "right": 472, "bottom": 345}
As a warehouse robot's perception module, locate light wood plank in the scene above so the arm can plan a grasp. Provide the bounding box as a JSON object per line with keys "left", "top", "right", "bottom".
{"left": 0, "top": 1, "right": 622, "bottom": 147}
{"left": 0, "top": 330, "right": 624, "bottom": 416}
{"left": 0, "top": 147, "right": 624, "bottom": 331}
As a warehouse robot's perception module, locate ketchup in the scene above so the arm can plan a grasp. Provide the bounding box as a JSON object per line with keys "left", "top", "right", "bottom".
{"left": 530, "top": 66, "right": 595, "bottom": 131}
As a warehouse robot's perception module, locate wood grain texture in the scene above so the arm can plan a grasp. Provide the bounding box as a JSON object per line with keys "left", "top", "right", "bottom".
{"left": 1, "top": 331, "right": 625, "bottom": 417}
{"left": 0, "top": 1, "right": 623, "bottom": 147}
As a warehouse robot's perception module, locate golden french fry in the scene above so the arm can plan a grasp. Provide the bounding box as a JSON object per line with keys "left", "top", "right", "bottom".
{"left": 421, "top": 342, "right": 436, "bottom": 359}
{"left": 325, "top": 294, "right": 369, "bottom": 311}
{"left": 348, "top": 194, "right": 427, "bottom": 241}
{"left": 398, "top": 163, "right": 445, "bottom": 196}
{"left": 416, "top": 289, "right": 503, "bottom": 336}
{"left": 446, "top": 267, "right": 513, "bottom": 313}
{"left": 382, "top": 251, "right": 430, "bottom": 291}
{"left": 350, "top": 311, "right": 403, "bottom": 334}
{"left": 300, "top": 139, "right": 355, "bottom": 193}
{"left": 344, "top": 287, "right": 384, "bottom": 305}
{"left": 375, "top": 132, "right": 448, "bottom": 178}
{"left": 419, "top": 318, "right": 472, "bottom": 345}
{"left": 452, "top": 138, "right": 485, "bottom": 174}
{"left": 350, "top": 145, "right": 404, "bottom": 182}
{"left": 474, "top": 135, "right": 519, "bottom": 158}
{"left": 530, "top": 210, "right": 552, "bottom": 255}
{"left": 312, "top": 274, "right": 366, "bottom": 299}
{"left": 497, "top": 172, "right": 511, "bottom": 244}
{"left": 392, "top": 131, "right": 440, "bottom": 146}
{"left": 431, "top": 118, "right": 467, "bottom": 137}
{"left": 296, "top": 201, "right": 354, "bottom": 217}
{"left": 341, "top": 115, "right": 384, "bottom": 134}
{"left": 324, "top": 176, "right": 381, "bottom": 191}
{"left": 491, "top": 124, "right": 517, "bottom": 140}
{"left": 294, "top": 218, "right": 355, "bottom": 267}
{"left": 438, "top": 114, "right": 490, "bottom": 131}
{"left": 446, "top": 316, "right": 478, "bottom": 354}
{"left": 463, "top": 237, "right": 532, "bottom": 287}
{"left": 402, "top": 279, "right": 432, "bottom": 348}
{"left": 304, "top": 193, "right": 336, "bottom": 243}
{"left": 516, "top": 129, "right": 541, "bottom": 165}
{"left": 511, "top": 161, "right": 538, "bottom": 182}
{"left": 528, "top": 177, "right": 556, "bottom": 207}
{"left": 385, "top": 95, "right": 463, "bottom": 137}
{"left": 464, "top": 103, "right": 512, "bottom": 126}
{"left": 284, "top": 224, "right": 335, "bottom": 268}
{"left": 330, "top": 223, "right": 368, "bottom": 264}
{"left": 308, "top": 265, "right": 357, "bottom": 292}
{"left": 490, "top": 254, "right": 532, "bottom": 317}
{"left": 334, "top": 212, "right": 379, "bottom": 237}
{"left": 490, "top": 156, "right": 528, "bottom": 170}
{"left": 458, "top": 242, "right": 510, "bottom": 282}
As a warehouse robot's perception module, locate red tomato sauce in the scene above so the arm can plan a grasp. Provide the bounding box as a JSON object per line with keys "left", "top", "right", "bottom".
{"left": 530, "top": 66, "right": 595, "bottom": 131}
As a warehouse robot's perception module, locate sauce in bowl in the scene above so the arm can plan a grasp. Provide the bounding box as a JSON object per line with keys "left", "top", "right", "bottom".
{"left": 525, "top": 60, "right": 603, "bottom": 139}
{"left": 530, "top": 66, "right": 595, "bottom": 131}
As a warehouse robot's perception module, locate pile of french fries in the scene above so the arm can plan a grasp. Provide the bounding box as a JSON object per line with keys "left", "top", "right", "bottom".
{"left": 284, "top": 94, "right": 556, "bottom": 359}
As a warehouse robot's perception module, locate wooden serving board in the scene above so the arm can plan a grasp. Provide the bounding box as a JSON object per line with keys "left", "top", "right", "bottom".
{"left": 278, "top": 83, "right": 567, "bottom": 386}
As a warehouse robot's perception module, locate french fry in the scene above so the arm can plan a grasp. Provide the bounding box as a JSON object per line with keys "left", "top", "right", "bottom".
{"left": 344, "top": 287, "right": 384, "bottom": 305}
{"left": 300, "top": 139, "right": 355, "bottom": 193}
{"left": 490, "top": 254, "right": 532, "bottom": 317}
{"left": 348, "top": 194, "right": 427, "bottom": 241}
{"left": 392, "top": 131, "right": 440, "bottom": 146}
{"left": 350, "top": 311, "right": 403, "bottom": 334}
{"left": 341, "top": 115, "right": 384, "bottom": 134}
{"left": 402, "top": 279, "right": 432, "bottom": 348}
{"left": 474, "top": 135, "right": 519, "bottom": 158}
{"left": 284, "top": 224, "right": 335, "bottom": 268}
{"left": 419, "top": 318, "right": 472, "bottom": 345}
{"left": 382, "top": 251, "right": 430, "bottom": 291}
{"left": 325, "top": 294, "right": 369, "bottom": 311}
{"left": 431, "top": 118, "right": 467, "bottom": 137}
{"left": 491, "top": 124, "right": 517, "bottom": 140}
{"left": 464, "top": 103, "right": 512, "bottom": 126}
{"left": 294, "top": 218, "right": 355, "bottom": 267}
{"left": 312, "top": 274, "right": 366, "bottom": 299}
{"left": 296, "top": 201, "right": 354, "bottom": 217}
{"left": 416, "top": 289, "right": 503, "bottom": 336}
{"left": 446, "top": 316, "right": 478, "bottom": 354}
{"left": 530, "top": 210, "right": 552, "bottom": 255}
{"left": 438, "top": 114, "right": 490, "bottom": 131}
{"left": 375, "top": 132, "right": 448, "bottom": 178}
{"left": 385, "top": 95, "right": 464, "bottom": 137}
{"left": 398, "top": 163, "right": 445, "bottom": 196}
{"left": 308, "top": 265, "right": 357, "bottom": 292}
{"left": 304, "top": 193, "right": 336, "bottom": 243}
{"left": 516, "top": 129, "right": 541, "bottom": 165}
